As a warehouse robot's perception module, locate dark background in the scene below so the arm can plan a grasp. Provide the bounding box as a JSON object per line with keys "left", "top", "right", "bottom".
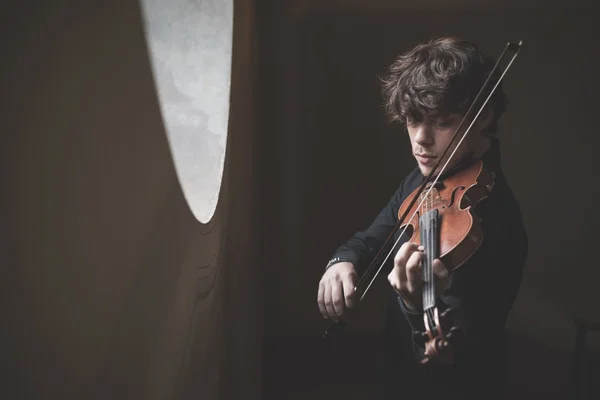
{"left": 2, "top": 0, "right": 599, "bottom": 399}
{"left": 258, "top": 2, "right": 600, "bottom": 398}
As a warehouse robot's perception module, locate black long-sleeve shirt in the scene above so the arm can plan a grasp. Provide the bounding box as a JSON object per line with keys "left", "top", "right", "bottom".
{"left": 330, "top": 137, "right": 528, "bottom": 399}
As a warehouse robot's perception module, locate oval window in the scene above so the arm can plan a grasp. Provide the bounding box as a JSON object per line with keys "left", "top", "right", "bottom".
{"left": 140, "top": 0, "right": 233, "bottom": 223}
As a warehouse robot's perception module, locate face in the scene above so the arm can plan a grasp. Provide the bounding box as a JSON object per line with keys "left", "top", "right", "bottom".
{"left": 406, "top": 112, "right": 488, "bottom": 177}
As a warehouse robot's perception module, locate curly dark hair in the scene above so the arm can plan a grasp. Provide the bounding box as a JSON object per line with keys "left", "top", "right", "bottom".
{"left": 380, "top": 37, "right": 508, "bottom": 134}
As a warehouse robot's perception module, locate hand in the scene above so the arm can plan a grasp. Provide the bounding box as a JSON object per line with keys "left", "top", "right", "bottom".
{"left": 317, "top": 262, "right": 357, "bottom": 322}
{"left": 388, "top": 242, "right": 450, "bottom": 312}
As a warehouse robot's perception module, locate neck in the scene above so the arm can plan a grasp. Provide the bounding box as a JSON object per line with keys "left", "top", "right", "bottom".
{"left": 433, "top": 135, "right": 491, "bottom": 179}
{"left": 473, "top": 135, "right": 491, "bottom": 159}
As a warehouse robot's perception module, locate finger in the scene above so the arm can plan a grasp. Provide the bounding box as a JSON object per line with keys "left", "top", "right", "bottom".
{"left": 432, "top": 259, "right": 451, "bottom": 293}
{"left": 317, "top": 281, "right": 327, "bottom": 318}
{"left": 389, "top": 271, "right": 418, "bottom": 312}
{"left": 331, "top": 281, "right": 345, "bottom": 318}
{"left": 432, "top": 259, "right": 448, "bottom": 279}
{"left": 405, "top": 251, "right": 424, "bottom": 295}
{"left": 387, "top": 270, "right": 402, "bottom": 295}
{"left": 323, "top": 283, "right": 336, "bottom": 320}
{"left": 394, "top": 242, "right": 419, "bottom": 269}
{"left": 342, "top": 274, "right": 357, "bottom": 308}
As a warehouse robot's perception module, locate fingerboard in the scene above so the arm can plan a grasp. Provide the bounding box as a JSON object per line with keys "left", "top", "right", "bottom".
{"left": 419, "top": 208, "right": 440, "bottom": 311}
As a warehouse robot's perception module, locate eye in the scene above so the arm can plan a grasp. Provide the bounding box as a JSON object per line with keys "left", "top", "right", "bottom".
{"left": 435, "top": 119, "right": 453, "bottom": 128}
{"left": 406, "top": 117, "right": 421, "bottom": 127}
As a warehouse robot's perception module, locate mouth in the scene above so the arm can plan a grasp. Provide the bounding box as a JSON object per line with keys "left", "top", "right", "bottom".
{"left": 415, "top": 154, "right": 437, "bottom": 166}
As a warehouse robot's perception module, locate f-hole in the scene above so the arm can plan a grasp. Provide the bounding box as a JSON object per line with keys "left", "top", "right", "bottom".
{"left": 446, "top": 185, "right": 466, "bottom": 208}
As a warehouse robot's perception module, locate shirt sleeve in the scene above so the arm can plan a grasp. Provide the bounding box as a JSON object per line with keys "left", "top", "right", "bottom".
{"left": 328, "top": 180, "right": 407, "bottom": 277}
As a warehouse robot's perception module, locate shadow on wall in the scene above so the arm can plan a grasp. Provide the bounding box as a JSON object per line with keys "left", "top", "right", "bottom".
{"left": 1, "top": 0, "right": 261, "bottom": 399}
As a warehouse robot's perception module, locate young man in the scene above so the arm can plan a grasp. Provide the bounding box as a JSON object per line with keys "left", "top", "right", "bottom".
{"left": 317, "top": 37, "right": 528, "bottom": 399}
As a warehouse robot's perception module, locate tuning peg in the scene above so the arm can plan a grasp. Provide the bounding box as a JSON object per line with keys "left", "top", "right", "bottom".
{"left": 412, "top": 330, "right": 428, "bottom": 345}
{"left": 412, "top": 330, "right": 426, "bottom": 339}
{"left": 446, "top": 326, "right": 462, "bottom": 340}
{"left": 440, "top": 307, "right": 457, "bottom": 318}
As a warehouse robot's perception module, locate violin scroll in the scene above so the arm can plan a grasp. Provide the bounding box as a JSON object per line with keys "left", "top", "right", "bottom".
{"left": 420, "top": 306, "right": 462, "bottom": 365}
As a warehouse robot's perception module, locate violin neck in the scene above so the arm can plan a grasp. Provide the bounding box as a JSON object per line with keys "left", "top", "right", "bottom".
{"left": 419, "top": 208, "right": 440, "bottom": 311}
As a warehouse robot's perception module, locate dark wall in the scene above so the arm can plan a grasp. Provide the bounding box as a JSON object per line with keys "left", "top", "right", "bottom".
{"left": 259, "top": 1, "right": 600, "bottom": 396}
{"left": 2, "top": 0, "right": 599, "bottom": 399}
{"left": 1, "top": 0, "right": 261, "bottom": 399}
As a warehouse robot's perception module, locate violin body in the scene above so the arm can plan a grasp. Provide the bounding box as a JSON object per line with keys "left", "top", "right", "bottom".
{"left": 397, "top": 159, "right": 496, "bottom": 364}
{"left": 397, "top": 159, "right": 495, "bottom": 273}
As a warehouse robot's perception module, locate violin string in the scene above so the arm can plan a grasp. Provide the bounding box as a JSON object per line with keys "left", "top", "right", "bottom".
{"left": 426, "top": 209, "right": 435, "bottom": 310}
{"left": 424, "top": 193, "right": 429, "bottom": 310}
{"left": 358, "top": 43, "right": 521, "bottom": 302}
{"left": 427, "top": 206, "right": 433, "bottom": 311}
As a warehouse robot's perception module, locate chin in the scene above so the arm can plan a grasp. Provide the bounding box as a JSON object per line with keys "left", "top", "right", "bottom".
{"left": 418, "top": 165, "right": 433, "bottom": 176}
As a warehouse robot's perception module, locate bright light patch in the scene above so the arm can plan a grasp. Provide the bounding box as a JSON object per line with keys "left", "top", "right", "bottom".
{"left": 140, "top": 0, "right": 233, "bottom": 223}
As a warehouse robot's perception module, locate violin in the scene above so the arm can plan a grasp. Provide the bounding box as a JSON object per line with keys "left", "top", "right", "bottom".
{"left": 397, "top": 157, "right": 495, "bottom": 364}
{"left": 323, "top": 40, "right": 523, "bottom": 365}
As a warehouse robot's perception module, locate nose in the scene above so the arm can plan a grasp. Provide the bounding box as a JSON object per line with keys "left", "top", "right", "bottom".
{"left": 414, "top": 123, "right": 435, "bottom": 146}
